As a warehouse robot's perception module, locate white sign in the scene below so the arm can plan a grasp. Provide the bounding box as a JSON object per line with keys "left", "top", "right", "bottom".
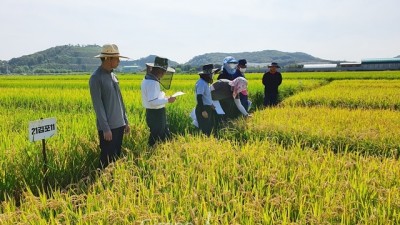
{"left": 29, "top": 118, "right": 57, "bottom": 142}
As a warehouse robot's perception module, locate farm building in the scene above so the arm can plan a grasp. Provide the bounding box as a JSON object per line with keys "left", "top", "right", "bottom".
{"left": 121, "top": 65, "right": 141, "bottom": 73}
{"left": 338, "top": 62, "right": 362, "bottom": 71}
{"left": 302, "top": 63, "right": 338, "bottom": 71}
{"left": 360, "top": 58, "right": 400, "bottom": 70}
{"left": 285, "top": 57, "right": 400, "bottom": 72}
{"left": 339, "top": 62, "right": 362, "bottom": 67}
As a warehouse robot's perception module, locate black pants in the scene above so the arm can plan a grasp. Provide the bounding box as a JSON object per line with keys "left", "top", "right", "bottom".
{"left": 146, "top": 108, "right": 171, "bottom": 147}
{"left": 239, "top": 93, "right": 249, "bottom": 111}
{"left": 264, "top": 92, "right": 279, "bottom": 107}
{"left": 195, "top": 105, "right": 214, "bottom": 136}
{"left": 98, "top": 126, "right": 125, "bottom": 168}
{"left": 220, "top": 98, "right": 241, "bottom": 120}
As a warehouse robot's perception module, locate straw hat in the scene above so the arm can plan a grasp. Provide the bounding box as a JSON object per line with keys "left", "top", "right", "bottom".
{"left": 95, "top": 44, "right": 129, "bottom": 58}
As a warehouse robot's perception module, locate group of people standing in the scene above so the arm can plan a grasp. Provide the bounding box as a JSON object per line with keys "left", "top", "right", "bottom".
{"left": 89, "top": 44, "right": 282, "bottom": 168}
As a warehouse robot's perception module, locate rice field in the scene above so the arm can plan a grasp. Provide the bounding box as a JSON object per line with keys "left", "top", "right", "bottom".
{"left": 1, "top": 71, "right": 400, "bottom": 224}
{"left": 283, "top": 80, "right": 400, "bottom": 110}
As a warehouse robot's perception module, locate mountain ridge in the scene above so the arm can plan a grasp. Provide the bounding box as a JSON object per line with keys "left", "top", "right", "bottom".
{"left": 1, "top": 44, "right": 397, "bottom": 73}
{"left": 184, "top": 50, "right": 332, "bottom": 67}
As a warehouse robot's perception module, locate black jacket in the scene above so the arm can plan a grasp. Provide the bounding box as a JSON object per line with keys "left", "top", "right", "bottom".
{"left": 217, "top": 68, "right": 243, "bottom": 81}
{"left": 262, "top": 71, "right": 282, "bottom": 93}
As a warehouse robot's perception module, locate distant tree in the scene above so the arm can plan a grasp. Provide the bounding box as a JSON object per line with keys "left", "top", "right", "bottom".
{"left": 37, "top": 54, "right": 45, "bottom": 64}
{"left": 174, "top": 67, "right": 182, "bottom": 74}
{"left": 33, "top": 68, "right": 49, "bottom": 74}
{"left": 28, "top": 57, "right": 36, "bottom": 67}
{"left": 181, "top": 64, "right": 192, "bottom": 72}
{"left": 13, "top": 66, "right": 29, "bottom": 74}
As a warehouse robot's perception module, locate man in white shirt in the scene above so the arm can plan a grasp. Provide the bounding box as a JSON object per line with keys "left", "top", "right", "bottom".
{"left": 141, "top": 56, "right": 176, "bottom": 146}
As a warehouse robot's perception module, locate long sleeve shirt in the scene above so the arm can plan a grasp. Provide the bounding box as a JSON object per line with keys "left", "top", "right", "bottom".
{"left": 141, "top": 73, "right": 168, "bottom": 109}
{"left": 262, "top": 71, "right": 282, "bottom": 93}
{"left": 89, "top": 67, "right": 128, "bottom": 132}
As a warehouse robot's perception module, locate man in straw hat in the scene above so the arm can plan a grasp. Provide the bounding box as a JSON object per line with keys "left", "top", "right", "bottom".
{"left": 262, "top": 62, "right": 282, "bottom": 107}
{"left": 141, "top": 56, "right": 176, "bottom": 147}
{"left": 89, "top": 43, "right": 130, "bottom": 169}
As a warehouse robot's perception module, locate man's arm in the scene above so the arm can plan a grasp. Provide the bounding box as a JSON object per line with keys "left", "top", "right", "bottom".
{"left": 89, "top": 77, "right": 110, "bottom": 132}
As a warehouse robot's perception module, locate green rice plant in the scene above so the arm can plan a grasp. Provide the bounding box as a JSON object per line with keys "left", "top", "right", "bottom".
{"left": 226, "top": 106, "right": 400, "bottom": 157}
{"left": 248, "top": 79, "right": 328, "bottom": 108}
{"left": 1, "top": 71, "right": 400, "bottom": 223}
{"left": 0, "top": 107, "right": 100, "bottom": 199}
{"left": 1, "top": 136, "right": 400, "bottom": 224}
{"left": 283, "top": 80, "right": 400, "bottom": 110}
{"left": 0, "top": 75, "right": 202, "bottom": 201}
{"left": 281, "top": 71, "right": 400, "bottom": 80}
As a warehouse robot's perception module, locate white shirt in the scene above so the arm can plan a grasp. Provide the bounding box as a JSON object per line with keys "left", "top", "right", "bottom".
{"left": 141, "top": 78, "right": 168, "bottom": 109}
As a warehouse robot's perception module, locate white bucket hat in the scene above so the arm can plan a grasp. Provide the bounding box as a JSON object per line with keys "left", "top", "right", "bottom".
{"left": 95, "top": 44, "right": 129, "bottom": 58}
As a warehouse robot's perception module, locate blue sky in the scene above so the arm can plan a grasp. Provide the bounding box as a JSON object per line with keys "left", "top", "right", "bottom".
{"left": 2, "top": 0, "right": 399, "bottom": 63}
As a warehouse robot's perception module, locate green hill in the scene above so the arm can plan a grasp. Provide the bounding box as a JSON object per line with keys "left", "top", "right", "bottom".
{"left": 185, "top": 50, "right": 332, "bottom": 67}
{"left": 0, "top": 45, "right": 337, "bottom": 74}
{"left": 5, "top": 45, "right": 102, "bottom": 74}
{"left": 1, "top": 46, "right": 181, "bottom": 74}
{"left": 119, "top": 55, "right": 179, "bottom": 69}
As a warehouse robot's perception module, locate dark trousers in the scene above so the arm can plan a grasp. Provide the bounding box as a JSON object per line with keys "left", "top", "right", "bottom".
{"left": 264, "top": 92, "right": 279, "bottom": 107}
{"left": 220, "top": 98, "right": 241, "bottom": 120}
{"left": 98, "top": 126, "right": 125, "bottom": 168}
{"left": 195, "top": 105, "right": 214, "bottom": 136}
{"left": 239, "top": 93, "right": 249, "bottom": 111}
{"left": 146, "top": 108, "right": 171, "bottom": 147}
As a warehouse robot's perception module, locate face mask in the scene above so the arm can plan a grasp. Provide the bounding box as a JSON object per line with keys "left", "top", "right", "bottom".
{"left": 224, "top": 63, "right": 237, "bottom": 75}
{"left": 229, "top": 63, "right": 237, "bottom": 70}
{"left": 239, "top": 68, "right": 247, "bottom": 73}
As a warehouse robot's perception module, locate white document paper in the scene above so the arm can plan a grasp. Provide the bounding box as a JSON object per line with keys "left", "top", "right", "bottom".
{"left": 172, "top": 91, "right": 185, "bottom": 97}
{"left": 213, "top": 100, "right": 225, "bottom": 115}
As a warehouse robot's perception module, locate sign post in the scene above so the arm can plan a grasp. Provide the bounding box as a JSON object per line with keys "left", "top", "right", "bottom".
{"left": 28, "top": 117, "right": 57, "bottom": 178}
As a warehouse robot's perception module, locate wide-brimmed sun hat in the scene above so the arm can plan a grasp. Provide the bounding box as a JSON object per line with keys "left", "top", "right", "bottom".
{"left": 94, "top": 44, "right": 129, "bottom": 58}
{"left": 198, "top": 64, "right": 221, "bottom": 75}
{"left": 268, "top": 62, "right": 281, "bottom": 68}
{"left": 146, "top": 56, "right": 175, "bottom": 73}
